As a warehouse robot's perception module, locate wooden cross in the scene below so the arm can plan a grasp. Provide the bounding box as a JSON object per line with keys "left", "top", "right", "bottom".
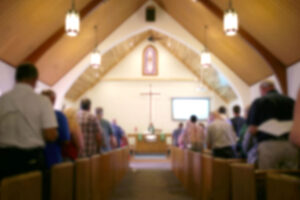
{"left": 140, "top": 84, "right": 160, "bottom": 125}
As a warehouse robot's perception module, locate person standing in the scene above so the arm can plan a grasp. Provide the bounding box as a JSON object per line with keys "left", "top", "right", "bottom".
{"left": 207, "top": 112, "right": 237, "bottom": 158}
{"left": 172, "top": 123, "right": 183, "bottom": 147}
{"left": 111, "top": 119, "right": 125, "bottom": 148}
{"left": 95, "top": 107, "right": 115, "bottom": 152}
{"left": 291, "top": 89, "right": 300, "bottom": 147}
{"left": 42, "top": 90, "right": 70, "bottom": 168}
{"left": 0, "top": 64, "right": 57, "bottom": 180}
{"left": 180, "top": 115, "right": 205, "bottom": 152}
{"left": 63, "top": 108, "right": 84, "bottom": 160}
{"left": 247, "top": 80, "right": 298, "bottom": 169}
{"left": 78, "top": 99, "right": 102, "bottom": 157}
{"left": 231, "top": 105, "right": 246, "bottom": 136}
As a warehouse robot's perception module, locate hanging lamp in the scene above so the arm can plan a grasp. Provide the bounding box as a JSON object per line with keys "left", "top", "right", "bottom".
{"left": 224, "top": 0, "right": 238, "bottom": 36}
{"left": 201, "top": 25, "right": 211, "bottom": 68}
{"left": 90, "top": 26, "right": 101, "bottom": 69}
{"left": 65, "top": 0, "right": 80, "bottom": 37}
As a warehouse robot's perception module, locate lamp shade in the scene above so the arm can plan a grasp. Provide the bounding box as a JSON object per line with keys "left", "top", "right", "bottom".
{"left": 90, "top": 50, "right": 101, "bottom": 69}
{"left": 201, "top": 50, "right": 211, "bottom": 68}
{"left": 224, "top": 9, "right": 238, "bottom": 36}
{"left": 65, "top": 9, "right": 80, "bottom": 37}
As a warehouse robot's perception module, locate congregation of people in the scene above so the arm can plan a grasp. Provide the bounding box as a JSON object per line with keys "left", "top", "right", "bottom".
{"left": 173, "top": 80, "right": 300, "bottom": 170}
{"left": 0, "top": 63, "right": 127, "bottom": 180}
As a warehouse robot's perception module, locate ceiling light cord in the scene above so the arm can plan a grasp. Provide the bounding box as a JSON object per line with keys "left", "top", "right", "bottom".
{"left": 71, "top": 0, "right": 75, "bottom": 10}
{"left": 94, "top": 25, "right": 98, "bottom": 49}
{"left": 204, "top": 25, "right": 208, "bottom": 51}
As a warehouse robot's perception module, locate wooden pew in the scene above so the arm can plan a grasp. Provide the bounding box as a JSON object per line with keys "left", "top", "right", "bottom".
{"left": 75, "top": 158, "right": 90, "bottom": 200}
{"left": 183, "top": 149, "right": 190, "bottom": 190}
{"left": 211, "top": 158, "right": 243, "bottom": 200}
{"left": 192, "top": 151, "right": 202, "bottom": 199}
{"left": 201, "top": 154, "right": 213, "bottom": 200}
{"left": 177, "top": 148, "right": 185, "bottom": 183}
{"left": 91, "top": 155, "right": 102, "bottom": 200}
{"left": 231, "top": 163, "right": 299, "bottom": 200}
{"left": 0, "top": 171, "right": 42, "bottom": 200}
{"left": 267, "top": 172, "right": 300, "bottom": 200}
{"left": 51, "top": 162, "right": 74, "bottom": 200}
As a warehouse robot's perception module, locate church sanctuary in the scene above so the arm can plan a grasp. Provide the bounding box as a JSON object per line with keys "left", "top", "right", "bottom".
{"left": 1, "top": 0, "right": 300, "bottom": 199}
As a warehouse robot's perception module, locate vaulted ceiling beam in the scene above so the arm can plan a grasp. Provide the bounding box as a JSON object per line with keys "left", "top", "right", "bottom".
{"left": 196, "top": 0, "right": 287, "bottom": 94}
{"left": 23, "top": 0, "right": 106, "bottom": 64}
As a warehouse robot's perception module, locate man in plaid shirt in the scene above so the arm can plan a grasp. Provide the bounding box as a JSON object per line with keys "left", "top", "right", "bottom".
{"left": 77, "top": 98, "right": 102, "bottom": 157}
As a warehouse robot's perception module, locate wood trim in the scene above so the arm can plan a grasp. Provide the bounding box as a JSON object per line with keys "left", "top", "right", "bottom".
{"left": 196, "top": 0, "right": 287, "bottom": 94}
{"left": 23, "top": 0, "right": 106, "bottom": 64}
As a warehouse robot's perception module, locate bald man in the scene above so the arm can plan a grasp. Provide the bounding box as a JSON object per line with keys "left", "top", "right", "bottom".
{"left": 247, "top": 80, "right": 298, "bottom": 169}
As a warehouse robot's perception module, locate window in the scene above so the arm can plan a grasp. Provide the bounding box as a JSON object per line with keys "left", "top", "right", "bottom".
{"left": 142, "top": 45, "right": 158, "bottom": 76}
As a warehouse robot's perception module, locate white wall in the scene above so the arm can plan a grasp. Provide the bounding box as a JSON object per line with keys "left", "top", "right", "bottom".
{"left": 75, "top": 40, "right": 227, "bottom": 133}
{"left": 288, "top": 61, "right": 300, "bottom": 99}
{"left": 54, "top": 0, "right": 249, "bottom": 109}
{"left": 0, "top": 61, "right": 15, "bottom": 96}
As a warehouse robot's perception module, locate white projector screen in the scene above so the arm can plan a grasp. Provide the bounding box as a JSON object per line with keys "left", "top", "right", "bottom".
{"left": 172, "top": 98, "right": 210, "bottom": 121}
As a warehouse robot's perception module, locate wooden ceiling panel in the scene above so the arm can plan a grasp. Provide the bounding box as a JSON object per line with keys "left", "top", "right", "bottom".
{"left": 0, "top": 0, "right": 93, "bottom": 66}
{"left": 36, "top": 0, "right": 147, "bottom": 85}
{"left": 211, "top": 0, "right": 300, "bottom": 66}
{"left": 154, "top": 0, "right": 273, "bottom": 85}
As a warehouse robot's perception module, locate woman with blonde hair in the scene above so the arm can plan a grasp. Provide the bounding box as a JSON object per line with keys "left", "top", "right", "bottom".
{"left": 62, "top": 108, "right": 84, "bottom": 160}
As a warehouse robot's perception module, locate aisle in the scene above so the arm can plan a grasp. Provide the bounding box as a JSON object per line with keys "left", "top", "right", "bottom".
{"left": 110, "top": 155, "right": 193, "bottom": 200}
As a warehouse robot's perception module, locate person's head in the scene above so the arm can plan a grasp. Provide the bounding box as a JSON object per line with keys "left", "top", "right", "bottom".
{"left": 112, "top": 119, "right": 117, "bottom": 125}
{"left": 218, "top": 106, "right": 227, "bottom": 115}
{"left": 190, "top": 115, "right": 198, "bottom": 123}
{"left": 15, "top": 63, "right": 38, "bottom": 87}
{"left": 41, "top": 89, "right": 56, "bottom": 105}
{"left": 209, "top": 111, "right": 222, "bottom": 122}
{"left": 199, "top": 123, "right": 205, "bottom": 129}
{"left": 178, "top": 122, "right": 183, "bottom": 129}
{"left": 233, "top": 105, "right": 241, "bottom": 116}
{"left": 95, "top": 107, "right": 103, "bottom": 118}
{"left": 80, "top": 98, "right": 91, "bottom": 111}
{"left": 260, "top": 80, "right": 276, "bottom": 96}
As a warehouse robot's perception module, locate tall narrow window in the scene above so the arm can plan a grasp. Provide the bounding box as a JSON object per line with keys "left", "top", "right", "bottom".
{"left": 143, "top": 45, "right": 158, "bottom": 76}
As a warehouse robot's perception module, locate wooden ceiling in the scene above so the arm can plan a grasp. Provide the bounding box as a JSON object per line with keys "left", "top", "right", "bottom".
{"left": 0, "top": 0, "right": 299, "bottom": 93}
{"left": 66, "top": 30, "right": 238, "bottom": 103}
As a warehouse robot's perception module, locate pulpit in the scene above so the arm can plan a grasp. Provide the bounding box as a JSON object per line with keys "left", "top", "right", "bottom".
{"left": 128, "top": 133, "right": 172, "bottom": 154}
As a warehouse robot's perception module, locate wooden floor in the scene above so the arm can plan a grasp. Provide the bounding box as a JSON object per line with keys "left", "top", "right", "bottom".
{"left": 110, "top": 155, "right": 192, "bottom": 200}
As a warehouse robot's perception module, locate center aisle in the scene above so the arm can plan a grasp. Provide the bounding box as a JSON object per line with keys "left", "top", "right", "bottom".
{"left": 110, "top": 155, "right": 193, "bottom": 200}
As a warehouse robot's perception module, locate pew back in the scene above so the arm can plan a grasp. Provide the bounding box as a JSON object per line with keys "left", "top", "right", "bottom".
{"left": 212, "top": 158, "right": 244, "bottom": 200}
{"left": 51, "top": 162, "right": 74, "bottom": 200}
{"left": 0, "top": 171, "right": 42, "bottom": 200}
{"left": 75, "top": 158, "right": 90, "bottom": 200}
{"left": 201, "top": 154, "right": 213, "bottom": 200}
{"left": 267, "top": 173, "right": 300, "bottom": 200}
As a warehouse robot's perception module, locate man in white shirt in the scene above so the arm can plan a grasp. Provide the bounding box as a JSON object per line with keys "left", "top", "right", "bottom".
{"left": 0, "top": 63, "right": 58, "bottom": 180}
{"left": 207, "top": 112, "right": 237, "bottom": 158}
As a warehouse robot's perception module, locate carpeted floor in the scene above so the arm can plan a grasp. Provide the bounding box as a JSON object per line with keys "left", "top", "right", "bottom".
{"left": 110, "top": 155, "right": 193, "bottom": 200}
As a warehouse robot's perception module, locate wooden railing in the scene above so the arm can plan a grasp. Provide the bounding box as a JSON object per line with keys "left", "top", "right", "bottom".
{"left": 0, "top": 147, "right": 130, "bottom": 200}
{"left": 170, "top": 146, "right": 300, "bottom": 200}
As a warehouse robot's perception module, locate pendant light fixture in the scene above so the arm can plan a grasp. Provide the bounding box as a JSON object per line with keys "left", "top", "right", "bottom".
{"left": 90, "top": 26, "right": 101, "bottom": 69}
{"left": 201, "top": 25, "right": 211, "bottom": 68}
{"left": 224, "top": 0, "right": 238, "bottom": 36}
{"left": 65, "top": 0, "right": 80, "bottom": 37}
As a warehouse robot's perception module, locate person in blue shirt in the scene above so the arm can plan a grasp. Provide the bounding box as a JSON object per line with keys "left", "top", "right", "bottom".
{"left": 111, "top": 119, "right": 125, "bottom": 148}
{"left": 42, "top": 90, "right": 70, "bottom": 168}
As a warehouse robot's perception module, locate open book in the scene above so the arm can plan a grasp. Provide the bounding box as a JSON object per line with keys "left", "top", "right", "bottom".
{"left": 258, "top": 119, "right": 293, "bottom": 137}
